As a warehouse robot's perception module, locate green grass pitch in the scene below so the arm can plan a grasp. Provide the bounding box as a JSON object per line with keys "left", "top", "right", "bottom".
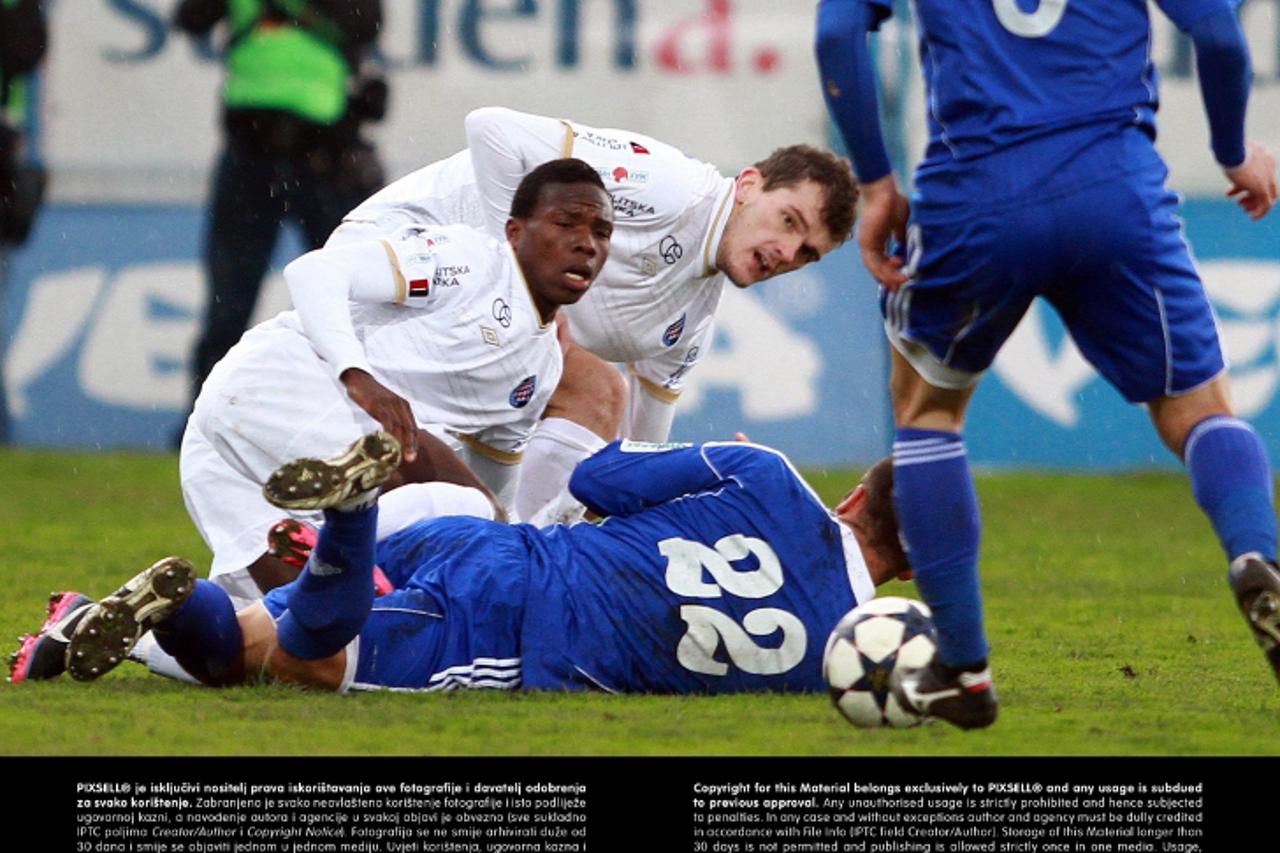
{"left": 1, "top": 448, "right": 1277, "bottom": 756}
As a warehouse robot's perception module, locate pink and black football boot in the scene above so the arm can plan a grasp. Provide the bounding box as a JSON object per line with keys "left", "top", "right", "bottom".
{"left": 8, "top": 591, "right": 95, "bottom": 683}
{"left": 267, "top": 518, "right": 395, "bottom": 596}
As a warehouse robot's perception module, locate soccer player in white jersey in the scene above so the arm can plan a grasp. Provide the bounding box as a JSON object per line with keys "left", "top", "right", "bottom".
{"left": 331, "top": 107, "right": 858, "bottom": 524}
{"left": 178, "top": 158, "right": 614, "bottom": 605}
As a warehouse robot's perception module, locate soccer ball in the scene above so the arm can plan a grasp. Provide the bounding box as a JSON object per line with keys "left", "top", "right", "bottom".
{"left": 822, "top": 597, "right": 937, "bottom": 728}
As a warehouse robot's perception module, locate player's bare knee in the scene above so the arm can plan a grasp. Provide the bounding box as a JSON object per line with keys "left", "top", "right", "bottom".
{"left": 889, "top": 348, "right": 972, "bottom": 431}
{"left": 891, "top": 379, "right": 971, "bottom": 432}
{"left": 544, "top": 347, "right": 628, "bottom": 438}
{"left": 1148, "top": 377, "right": 1234, "bottom": 457}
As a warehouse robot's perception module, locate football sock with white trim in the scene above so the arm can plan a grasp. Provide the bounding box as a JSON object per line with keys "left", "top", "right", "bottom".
{"left": 893, "top": 428, "right": 989, "bottom": 669}
{"left": 1185, "top": 415, "right": 1277, "bottom": 561}
{"left": 277, "top": 505, "right": 377, "bottom": 660}
{"left": 151, "top": 580, "right": 244, "bottom": 686}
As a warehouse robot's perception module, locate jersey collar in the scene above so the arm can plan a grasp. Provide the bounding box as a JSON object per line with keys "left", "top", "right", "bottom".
{"left": 504, "top": 241, "right": 556, "bottom": 331}
{"left": 699, "top": 177, "right": 736, "bottom": 278}
{"left": 839, "top": 520, "right": 877, "bottom": 605}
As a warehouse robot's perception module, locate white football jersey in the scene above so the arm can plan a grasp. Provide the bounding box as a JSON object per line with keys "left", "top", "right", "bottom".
{"left": 273, "top": 223, "right": 562, "bottom": 459}
{"left": 341, "top": 108, "right": 735, "bottom": 398}
{"left": 347, "top": 149, "right": 483, "bottom": 232}
{"left": 184, "top": 223, "right": 561, "bottom": 594}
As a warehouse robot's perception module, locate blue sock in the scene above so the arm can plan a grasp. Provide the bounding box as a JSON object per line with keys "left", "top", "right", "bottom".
{"left": 893, "top": 428, "right": 989, "bottom": 669}
{"left": 277, "top": 505, "right": 377, "bottom": 660}
{"left": 1185, "top": 416, "right": 1276, "bottom": 561}
{"left": 152, "top": 580, "right": 244, "bottom": 686}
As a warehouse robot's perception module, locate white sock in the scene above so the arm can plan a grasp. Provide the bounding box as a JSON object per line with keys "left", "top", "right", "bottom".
{"left": 525, "top": 487, "right": 590, "bottom": 528}
{"left": 376, "top": 482, "right": 496, "bottom": 540}
{"left": 132, "top": 633, "right": 203, "bottom": 685}
{"left": 514, "top": 417, "right": 606, "bottom": 524}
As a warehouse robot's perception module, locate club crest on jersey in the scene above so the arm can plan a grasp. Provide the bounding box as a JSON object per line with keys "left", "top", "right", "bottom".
{"left": 509, "top": 375, "right": 537, "bottom": 408}
{"left": 659, "top": 235, "right": 684, "bottom": 264}
{"left": 662, "top": 314, "right": 686, "bottom": 347}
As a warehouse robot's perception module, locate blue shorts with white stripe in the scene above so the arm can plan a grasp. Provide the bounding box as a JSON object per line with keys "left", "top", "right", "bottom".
{"left": 882, "top": 130, "right": 1223, "bottom": 403}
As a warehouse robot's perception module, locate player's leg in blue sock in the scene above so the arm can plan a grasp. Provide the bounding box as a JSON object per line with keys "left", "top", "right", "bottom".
{"left": 276, "top": 505, "right": 378, "bottom": 660}
{"left": 152, "top": 580, "right": 245, "bottom": 686}
{"left": 1180, "top": 413, "right": 1280, "bottom": 685}
{"left": 1184, "top": 415, "right": 1277, "bottom": 562}
{"left": 893, "top": 428, "right": 988, "bottom": 669}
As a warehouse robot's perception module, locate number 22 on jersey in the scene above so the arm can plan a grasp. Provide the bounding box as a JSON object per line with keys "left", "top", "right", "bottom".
{"left": 659, "top": 535, "right": 807, "bottom": 677}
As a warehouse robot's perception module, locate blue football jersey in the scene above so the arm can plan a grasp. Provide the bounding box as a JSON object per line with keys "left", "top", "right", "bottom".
{"left": 862, "top": 0, "right": 1239, "bottom": 209}
{"left": 518, "top": 441, "right": 877, "bottom": 693}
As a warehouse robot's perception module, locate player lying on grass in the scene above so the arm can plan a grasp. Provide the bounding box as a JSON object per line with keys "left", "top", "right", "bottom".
{"left": 11, "top": 435, "right": 913, "bottom": 695}
{"left": 333, "top": 107, "right": 859, "bottom": 527}
{"left": 179, "top": 158, "right": 613, "bottom": 609}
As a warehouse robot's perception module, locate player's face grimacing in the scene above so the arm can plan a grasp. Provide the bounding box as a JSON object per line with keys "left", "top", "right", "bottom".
{"left": 508, "top": 182, "right": 614, "bottom": 322}
{"left": 717, "top": 170, "right": 839, "bottom": 288}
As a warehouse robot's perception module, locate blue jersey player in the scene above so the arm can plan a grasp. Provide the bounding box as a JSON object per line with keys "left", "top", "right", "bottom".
{"left": 816, "top": 0, "right": 1280, "bottom": 728}
{"left": 19, "top": 433, "right": 912, "bottom": 696}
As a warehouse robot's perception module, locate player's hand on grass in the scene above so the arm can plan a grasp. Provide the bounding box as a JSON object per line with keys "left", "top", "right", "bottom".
{"left": 340, "top": 368, "right": 419, "bottom": 463}
{"left": 857, "top": 174, "right": 911, "bottom": 291}
{"left": 1225, "top": 141, "right": 1277, "bottom": 220}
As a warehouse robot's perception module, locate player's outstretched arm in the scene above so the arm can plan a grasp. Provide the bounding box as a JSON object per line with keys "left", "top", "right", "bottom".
{"left": 285, "top": 241, "right": 422, "bottom": 461}
{"left": 569, "top": 440, "right": 729, "bottom": 518}
{"left": 814, "top": 0, "right": 908, "bottom": 289}
{"left": 1174, "top": 6, "right": 1276, "bottom": 218}
{"left": 466, "top": 107, "right": 574, "bottom": 236}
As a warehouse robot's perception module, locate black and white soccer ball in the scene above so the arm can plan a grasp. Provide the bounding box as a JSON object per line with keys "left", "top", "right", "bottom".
{"left": 822, "top": 597, "right": 937, "bottom": 728}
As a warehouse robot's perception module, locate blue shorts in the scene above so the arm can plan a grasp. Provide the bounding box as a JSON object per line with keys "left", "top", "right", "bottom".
{"left": 264, "top": 516, "right": 532, "bottom": 691}
{"left": 883, "top": 137, "right": 1224, "bottom": 403}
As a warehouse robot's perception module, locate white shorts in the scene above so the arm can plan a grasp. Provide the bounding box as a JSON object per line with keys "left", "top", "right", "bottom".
{"left": 180, "top": 324, "right": 384, "bottom": 604}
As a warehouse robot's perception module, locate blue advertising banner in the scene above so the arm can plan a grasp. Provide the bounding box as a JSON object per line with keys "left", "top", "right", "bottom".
{"left": 2, "top": 198, "right": 1277, "bottom": 470}
{"left": 1, "top": 205, "right": 301, "bottom": 450}
{"left": 6, "top": 2, "right": 1278, "bottom": 469}
{"left": 0, "top": 203, "right": 891, "bottom": 464}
